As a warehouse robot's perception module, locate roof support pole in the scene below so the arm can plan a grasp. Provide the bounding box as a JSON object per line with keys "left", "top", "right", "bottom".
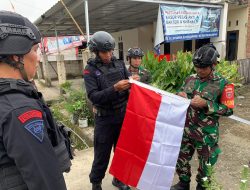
{"left": 54, "top": 25, "right": 60, "bottom": 54}
{"left": 54, "top": 24, "right": 66, "bottom": 87}
{"left": 85, "top": 0, "right": 90, "bottom": 43}
{"left": 40, "top": 37, "right": 52, "bottom": 87}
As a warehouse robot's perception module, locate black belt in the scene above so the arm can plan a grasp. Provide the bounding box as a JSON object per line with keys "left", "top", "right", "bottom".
{"left": 95, "top": 106, "right": 126, "bottom": 117}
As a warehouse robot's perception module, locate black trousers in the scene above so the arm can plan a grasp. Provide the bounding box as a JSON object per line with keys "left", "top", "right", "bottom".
{"left": 89, "top": 111, "right": 125, "bottom": 184}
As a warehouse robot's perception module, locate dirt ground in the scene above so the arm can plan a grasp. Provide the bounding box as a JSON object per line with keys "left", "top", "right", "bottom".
{"left": 181, "top": 85, "right": 250, "bottom": 190}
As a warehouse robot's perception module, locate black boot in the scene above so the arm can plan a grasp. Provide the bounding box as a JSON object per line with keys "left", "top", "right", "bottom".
{"left": 112, "top": 178, "right": 131, "bottom": 190}
{"left": 170, "top": 181, "right": 190, "bottom": 190}
{"left": 196, "top": 183, "right": 205, "bottom": 190}
{"left": 92, "top": 183, "right": 102, "bottom": 190}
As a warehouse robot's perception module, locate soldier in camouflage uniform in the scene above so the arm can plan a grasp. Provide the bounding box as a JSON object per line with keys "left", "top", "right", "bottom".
{"left": 171, "top": 44, "right": 233, "bottom": 190}
{"left": 127, "top": 47, "right": 151, "bottom": 84}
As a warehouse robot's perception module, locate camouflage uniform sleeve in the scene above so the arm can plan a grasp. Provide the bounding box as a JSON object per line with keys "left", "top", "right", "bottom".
{"left": 205, "top": 79, "right": 233, "bottom": 117}
{"left": 206, "top": 100, "right": 233, "bottom": 116}
{"left": 140, "top": 69, "right": 151, "bottom": 84}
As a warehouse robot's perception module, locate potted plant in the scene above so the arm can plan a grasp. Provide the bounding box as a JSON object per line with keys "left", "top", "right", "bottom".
{"left": 73, "top": 100, "right": 88, "bottom": 128}
{"left": 64, "top": 90, "right": 93, "bottom": 127}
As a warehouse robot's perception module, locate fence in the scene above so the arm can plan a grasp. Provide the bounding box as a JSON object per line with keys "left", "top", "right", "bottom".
{"left": 238, "top": 59, "right": 250, "bottom": 84}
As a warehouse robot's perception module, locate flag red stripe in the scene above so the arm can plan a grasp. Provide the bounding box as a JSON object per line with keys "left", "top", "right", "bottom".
{"left": 110, "top": 83, "right": 162, "bottom": 187}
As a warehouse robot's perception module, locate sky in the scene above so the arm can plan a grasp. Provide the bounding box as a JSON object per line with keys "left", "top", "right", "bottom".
{"left": 1, "top": 0, "right": 59, "bottom": 22}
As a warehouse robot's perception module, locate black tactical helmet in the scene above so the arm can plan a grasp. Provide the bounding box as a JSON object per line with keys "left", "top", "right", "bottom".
{"left": 88, "top": 31, "right": 115, "bottom": 52}
{"left": 193, "top": 43, "right": 220, "bottom": 68}
{"left": 127, "top": 47, "right": 144, "bottom": 59}
{"left": 0, "top": 11, "right": 41, "bottom": 57}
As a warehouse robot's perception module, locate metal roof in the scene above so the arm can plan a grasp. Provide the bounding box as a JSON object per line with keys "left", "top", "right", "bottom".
{"left": 34, "top": 0, "right": 225, "bottom": 37}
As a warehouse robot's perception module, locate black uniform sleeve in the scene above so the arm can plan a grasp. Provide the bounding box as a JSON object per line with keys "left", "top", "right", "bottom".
{"left": 83, "top": 66, "right": 121, "bottom": 105}
{"left": 2, "top": 107, "right": 67, "bottom": 190}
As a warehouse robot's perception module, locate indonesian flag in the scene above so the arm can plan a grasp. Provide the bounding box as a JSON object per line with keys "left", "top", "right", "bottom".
{"left": 110, "top": 80, "right": 190, "bottom": 190}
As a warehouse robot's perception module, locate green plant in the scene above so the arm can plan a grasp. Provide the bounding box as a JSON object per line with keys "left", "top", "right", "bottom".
{"left": 142, "top": 51, "right": 243, "bottom": 93}
{"left": 240, "top": 165, "right": 249, "bottom": 190}
{"left": 60, "top": 81, "right": 72, "bottom": 93}
{"left": 142, "top": 51, "right": 194, "bottom": 93}
{"left": 51, "top": 102, "right": 88, "bottom": 150}
{"left": 216, "top": 60, "right": 243, "bottom": 94}
{"left": 64, "top": 90, "right": 94, "bottom": 125}
{"left": 202, "top": 163, "right": 223, "bottom": 190}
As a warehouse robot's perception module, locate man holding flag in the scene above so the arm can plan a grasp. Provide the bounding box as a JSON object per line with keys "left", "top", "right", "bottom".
{"left": 171, "top": 44, "right": 233, "bottom": 190}
{"left": 83, "top": 31, "right": 139, "bottom": 190}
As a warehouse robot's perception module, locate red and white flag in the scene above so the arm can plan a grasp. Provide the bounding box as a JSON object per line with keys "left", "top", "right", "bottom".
{"left": 110, "top": 80, "right": 190, "bottom": 190}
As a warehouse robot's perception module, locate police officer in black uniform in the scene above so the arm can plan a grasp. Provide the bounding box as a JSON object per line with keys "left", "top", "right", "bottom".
{"left": 83, "top": 31, "right": 137, "bottom": 190}
{"left": 0, "top": 11, "right": 68, "bottom": 190}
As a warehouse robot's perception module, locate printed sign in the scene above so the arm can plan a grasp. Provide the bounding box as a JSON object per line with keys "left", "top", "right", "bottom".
{"left": 160, "top": 5, "right": 221, "bottom": 42}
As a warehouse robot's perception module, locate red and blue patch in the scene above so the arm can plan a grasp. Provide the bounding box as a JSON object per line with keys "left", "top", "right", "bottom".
{"left": 18, "top": 110, "right": 44, "bottom": 142}
{"left": 83, "top": 69, "right": 90, "bottom": 75}
{"left": 18, "top": 110, "right": 42, "bottom": 123}
{"left": 23, "top": 120, "right": 44, "bottom": 142}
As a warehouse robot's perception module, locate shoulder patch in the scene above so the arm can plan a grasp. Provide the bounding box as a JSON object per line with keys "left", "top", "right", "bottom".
{"left": 18, "top": 110, "right": 42, "bottom": 123}
{"left": 83, "top": 69, "right": 90, "bottom": 75}
{"left": 24, "top": 120, "right": 44, "bottom": 142}
{"left": 95, "top": 70, "right": 101, "bottom": 76}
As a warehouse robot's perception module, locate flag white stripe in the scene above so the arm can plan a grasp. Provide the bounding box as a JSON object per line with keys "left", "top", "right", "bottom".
{"left": 137, "top": 94, "right": 190, "bottom": 190}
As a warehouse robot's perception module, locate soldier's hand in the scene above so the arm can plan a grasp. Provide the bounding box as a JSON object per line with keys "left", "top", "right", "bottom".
{"left": 191, "top": 95, "right": 207, "bottom": 108}
{"left": 114, "top": 80, "right": 130, "bottom": 92}
{"left": 177, "top": 92, "right": 188, "bottom": 98}
{"left": 130, "top": 74, "right": 140, "bottom": 81}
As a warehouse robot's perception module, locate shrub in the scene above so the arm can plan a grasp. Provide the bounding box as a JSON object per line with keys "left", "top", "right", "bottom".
{"left": 60, "top": 81, "right": 72, "bottom": 92}
{"left": 240, "top": 165, "right": 249, "bottom": 190}
{"left": 142, "top": 51, "right": 194, "bottom": 93}
{"left": 215, "top": 60, "right": 243, "bottom": 92}
{"left": 202, "top": 163, "right": 222, "bottom": 190}
{"left": 64, "top": 90, "right": 94, "bottom": 125}
{"left": 142, "top": 51, "right": 243, "bottom": 93}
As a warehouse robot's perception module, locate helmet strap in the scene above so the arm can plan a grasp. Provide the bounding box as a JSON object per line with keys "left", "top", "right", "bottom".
{"left": 1, "top": 56, "right": 29, "bottom": 81}
{"left": 130, "top": 64, "right": 139, "bottom": 69}
{"left": 17, "top": 58, "right": 29, "bottom": 82}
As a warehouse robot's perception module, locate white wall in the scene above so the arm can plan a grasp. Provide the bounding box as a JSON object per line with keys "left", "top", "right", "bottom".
{"left": 227, "top": 6, "right": 248, "bottom": 59}
{"left": 211, "top": 2, "right": 228, "bottom": 59}
{"left": 45, "top": 61, "right": 83, "bottom": 79}
{"left": 47, "top": 48, "right": 80, "bottom": 61}
{"left": 138, "top": 24, "right": 154, "bottom": 53}
{"left": 112, "top": 28, "right": 139, "bottom": 61}
{"left": 112, "top": 24, "right": 155, "bottom": 63}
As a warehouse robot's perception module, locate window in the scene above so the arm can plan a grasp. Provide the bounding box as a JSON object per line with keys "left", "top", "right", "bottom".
{"left": 118, "top": 42, "right": 124, "bottom": 60}
{"left": 164, "top": 43, "right": 170, "bottom": 54}
{"left": 184, "top": 40, "right": 192, "bottom": 52}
